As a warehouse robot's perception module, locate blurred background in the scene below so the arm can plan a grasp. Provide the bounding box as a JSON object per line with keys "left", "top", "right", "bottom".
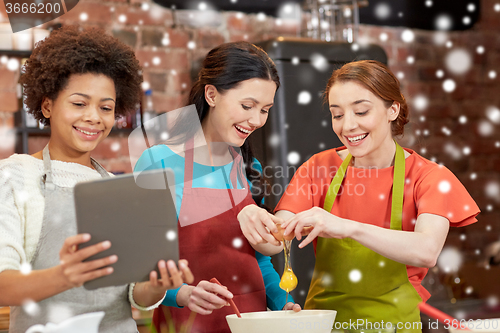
{"left": 0, "top": 0, "right": 499, "bottom": 331}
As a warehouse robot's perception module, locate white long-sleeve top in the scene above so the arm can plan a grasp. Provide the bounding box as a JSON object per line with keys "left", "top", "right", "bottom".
{"left": 0, "top": 154, "right": 161, "bottom": 311}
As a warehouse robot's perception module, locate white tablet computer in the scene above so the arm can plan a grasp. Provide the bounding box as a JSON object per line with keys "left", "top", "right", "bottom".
{"left": 74, "top": 168, "right": 179, "bottom": 290}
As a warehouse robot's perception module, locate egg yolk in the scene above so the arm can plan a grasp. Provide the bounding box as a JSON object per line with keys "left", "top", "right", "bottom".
{"left": 279, "top": 269, "right": 298, "bottom": 292}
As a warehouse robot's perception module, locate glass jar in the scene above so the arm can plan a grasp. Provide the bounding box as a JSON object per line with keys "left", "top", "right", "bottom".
{"left": 301, "top": 0, "right": 368, "bottom": 43}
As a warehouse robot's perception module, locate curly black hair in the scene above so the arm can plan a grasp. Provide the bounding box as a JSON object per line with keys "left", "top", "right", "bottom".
{"left": 20, "top": 25, "right": 143, "bottom": 126}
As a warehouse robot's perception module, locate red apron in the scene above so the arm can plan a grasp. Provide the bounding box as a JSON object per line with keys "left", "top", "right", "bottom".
{"left": 152, "top": 139, "right": 267, "bottom": 333}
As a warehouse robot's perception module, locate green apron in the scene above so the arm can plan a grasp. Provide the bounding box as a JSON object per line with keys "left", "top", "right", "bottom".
{"left": 304, "top": 143, "right": 422, "bottom": 333}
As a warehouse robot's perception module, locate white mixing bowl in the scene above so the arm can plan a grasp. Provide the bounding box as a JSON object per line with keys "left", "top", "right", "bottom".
{"left": 226, "top": 310, "right": 337, "bottom": 333}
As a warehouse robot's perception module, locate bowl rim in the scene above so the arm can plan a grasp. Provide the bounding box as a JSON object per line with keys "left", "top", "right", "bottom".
{"left": 226, "top": 309, "right": 338, "bottom": 320}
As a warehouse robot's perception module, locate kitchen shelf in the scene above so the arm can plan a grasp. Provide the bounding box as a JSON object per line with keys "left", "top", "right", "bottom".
{"left": 0, "top": 49, "right": 32, "bottom": 57}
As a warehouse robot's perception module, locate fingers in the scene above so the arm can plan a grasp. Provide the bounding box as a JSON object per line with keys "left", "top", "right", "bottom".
{"left": 239, "top": 205, "right": 281, "bottom": 246}
{"left": 179, "top": 260, "right": 194, "bottom": 284}
{"left": 59, "top": 233, "right": 90, "bottom": 257}
{"left": 283, "top": 302, "right": 301, "bottom": 312}
{"left": 62, "top": 254, "right": 117, "bottom": 278}
{"left": 75, "top": 266, "right": 114, "bottom": 286}
{"left": 188, "top": 281, "right": 232, "bottom": 315}
{"left": 298, "top": 228, "right": 319, "bottom": 249}
{"left": 59, "top": 234, "right": 119, "bottom": 288}
{"left": 166, "top": 260, "right": 183, "bottom": 288}
{"left": 61, "top": 239, "right": 112, "bottom": 266}
{"left": 254, "top": 219, "right": 281, "bottom": 246}
{"left": 62, "top": 258, "right": 116, "bottom": 287}
{"left": 269, "top": 214, "right": 284, "bottom": 225}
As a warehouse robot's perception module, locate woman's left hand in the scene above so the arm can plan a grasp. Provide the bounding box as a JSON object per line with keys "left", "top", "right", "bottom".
{"left": 133, "top": 259, "right": 194, "bottom": 307}
{"left": 282, "top": 207, "right": 353, "bottom": 248}
{"left": 283, "top": 302, "right": 302, "bottom": 312}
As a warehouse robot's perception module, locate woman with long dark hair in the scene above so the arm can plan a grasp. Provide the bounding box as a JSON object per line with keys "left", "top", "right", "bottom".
{"left": 134, "top": 41, "right": 300, "bottom": 333}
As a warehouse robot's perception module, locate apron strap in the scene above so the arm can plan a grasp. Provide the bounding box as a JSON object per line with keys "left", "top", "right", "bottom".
{"left": 390, "top": 142, "right": 405, "bottom": 230}
{"left": 323, "top": 141, "right": 405, "bottom": 230}
{"left": 323, "top": 153, "right": 352, "bottom": 213}
{"left": 228, "top": 147, "right": 247, "bottom": 189}
{"left": 184, "top": 137, "right": 195, "bottom": 186}
{"left": 90, "top": 158, "right": 111, "bottom": 178}
{"left": 42, "top": 145, "right": 53, "bottom": 185}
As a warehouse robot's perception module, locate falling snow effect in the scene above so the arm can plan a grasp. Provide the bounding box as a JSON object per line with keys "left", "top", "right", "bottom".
{"left": 232, "top": 237, "right": 243, "bottom": 249}
{"left": 297, "top": 91, "right": 312, "bottom": 105}
{"left": 20, "top": 262, "right": 32, "bottom": 275}
{"left": 348, "top": 269, "right": 362, "bottom": 283}
{"left": 22, "top": 299, "right": 40, "bottom": 316}
{"left": 444, "top": 143, "right": 461, "bottom": 160}
{"left": 322, "top": 273, "right": 332, "bottom": 286}
{"left": 310, "top": 53, "right": 329, "bottom": 72}
{"left": 110, "top": 141, "right": 121, "bottom": 152}
{"left": 268, "top": 134, "right": 280, "bottom": 148}
{"left": 401, "top": 29, "right": 415, "bottom": 43}
{"left": 485, "top": 181, "right": 500, "bottom": 203}
{"left": 166, "top": 230, "right": 177, "bottom": 241}
{"left": 0, "top": 0, "right": 496, "bottom": 313}
{"left": 486, "top": 106, "right": 500, "bottom": 124}
{"left": 7, "top": 58, "right": 19, "bottom": 71}
{"left": 445, "top": 49, "right": 472, "bottom": 75}
{"left": 478, "top": 120, "right": 494, "bottom": 137}
{"left": 438, "top": 180, "right": 452, "bottom": 193}
{"left": 442, "top": 79, "right": 456, "bottom": 93}
{"left": 433, "top": 31, "right": 448, "bottom": 45}
{"left": 374, "top": 3, "right": 391, "bottom": 20}
{"left": 487, "top": 296, "right": 499, "bottom": 308}
{"left": 412, "top": 95, "right": 429, "bottom": 111}
{"left": 435, "top": 14, "right": 453, "bottom": 30}
{"left": 287, "top": 152, "right": 301, "bottom": 165}
{"left": 437, "top": 247, "right": 463, "bottom": 273}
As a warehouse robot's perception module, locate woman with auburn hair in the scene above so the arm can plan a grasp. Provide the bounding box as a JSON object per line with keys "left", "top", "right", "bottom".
{"left": 238, "top": 60, "right": 479, "bottom": 332}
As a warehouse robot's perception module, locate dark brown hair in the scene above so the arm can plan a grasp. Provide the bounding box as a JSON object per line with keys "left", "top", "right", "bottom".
{"left": 169, "top": 41, "right": 279, "bottom": 206}
{"left": 20, "top": 25, "right": 143, "bottom": 126}
{"left": 324, "top": 60, "right": 409, "bottom": 136}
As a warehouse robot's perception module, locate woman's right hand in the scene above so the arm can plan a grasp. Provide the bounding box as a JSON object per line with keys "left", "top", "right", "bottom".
{"left": 176, "top": 280, "right": 234, "bottom": 315}
{"left": 58, "top": 233, "right": 117, "bottom": 289}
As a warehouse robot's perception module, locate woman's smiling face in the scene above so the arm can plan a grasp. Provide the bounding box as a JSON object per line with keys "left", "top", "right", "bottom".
{"left": 202, "top": 78, "right": 277, "bottom": 147}
{"left": 329, "top": 80, "right": 399, "bottom": 165}
{"left": 42, "top": 73, "right": 116, "bottom": 160}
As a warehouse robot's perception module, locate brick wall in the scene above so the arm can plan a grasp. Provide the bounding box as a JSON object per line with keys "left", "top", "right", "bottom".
{"left": 0, "top": 0, "right": 499, "bottom": 302}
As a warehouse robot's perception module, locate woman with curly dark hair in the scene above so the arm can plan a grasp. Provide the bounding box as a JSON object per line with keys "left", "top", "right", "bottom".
{"left": 0, "top": 25, "right": 193, "bottom": 333}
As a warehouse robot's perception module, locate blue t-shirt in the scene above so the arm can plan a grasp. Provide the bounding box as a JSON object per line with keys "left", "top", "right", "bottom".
{"left": 134, "top": 144, "right": 293, "bottom": 310}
